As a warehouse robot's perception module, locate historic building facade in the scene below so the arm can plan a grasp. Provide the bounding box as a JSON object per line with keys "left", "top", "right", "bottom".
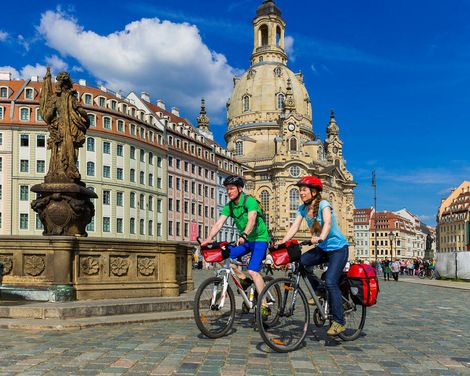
{"left": 353, "top": 208, "right": 374, "bottom": 260}
{"left": 437, "top": 181, "right": 470, "bottom": 252}
{"left": 224, "top": 0, "right": 356, "bottom": 248}
{"left": 0, "top": 74, "right": 242, "bottom": 241}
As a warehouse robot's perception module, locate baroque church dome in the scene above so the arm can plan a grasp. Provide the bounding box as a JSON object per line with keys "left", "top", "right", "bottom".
{"left": 227, "top": 63, "right": 312, "bottom": 129}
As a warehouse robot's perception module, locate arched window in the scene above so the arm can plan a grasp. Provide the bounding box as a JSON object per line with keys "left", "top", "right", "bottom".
{"left": 276, "top": 26, "right": 282, "bottom": 47}
{"left": 242, "top": 95, "right": 250, "bottom": 112}
{"left": 277, "top": 93, "right": 285, "bottom": 109}
{"left": 289, "top": 188, "right": 299, "bottom": 211}
{"left": 259, "top": 24, "right": 269, "bottom": 46}
{"left": 260, "top": 190, "right": 270, "bottom": 212}
{"left": 235, "top": 141, "right": 243, "bottom": 156}
{"left": 86, "top": 162, "right": 95, "bottom": 176}
{"left": 289, "top": 137, "right": 298, "bottom": 152}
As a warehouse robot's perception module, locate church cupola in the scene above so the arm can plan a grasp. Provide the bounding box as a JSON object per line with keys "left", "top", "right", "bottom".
{"left": 324, "top": 110, "right": 343, "bottom": 162}
{"left": 251, "top": 0, "right": 288, "bottom": 66}
{"left": 326, "top": 110, "right": 339, "bottom": 137}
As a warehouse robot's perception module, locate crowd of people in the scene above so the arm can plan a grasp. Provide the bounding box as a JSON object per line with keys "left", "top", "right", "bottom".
{"left": 349, "top": 258, "right": 436, "bottom": 281}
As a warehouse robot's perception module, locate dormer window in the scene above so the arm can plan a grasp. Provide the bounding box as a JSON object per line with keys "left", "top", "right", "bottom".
{"left": 98, "top": 97, "right": 106, "bottom": 107}
{"left": 84, "top": 94, "right": 92, "bottom": 105}
{"left": 25, "top": 88, "right": 34, "bottom": 99}
{"left": 0, "top": 87, "right": 8, "bottom": 98}
{"left": 103, "top": 117, "right": 111, "bottom": 130}
{"left": 20, "top": 108, "right": 30, "bottom": 121}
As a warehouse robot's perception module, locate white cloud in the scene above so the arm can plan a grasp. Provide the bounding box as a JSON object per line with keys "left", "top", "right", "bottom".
{"left": 0, "top": 31, "right": 8, "bottom": 41}
{"left": 285, "top": 35, "right": 295, "bottom": 61}
{"left": 37, "top": 10, "right": 238, "bottom": 123}
{"left": 0, "top": 56, "right": 68, "bottom": 80}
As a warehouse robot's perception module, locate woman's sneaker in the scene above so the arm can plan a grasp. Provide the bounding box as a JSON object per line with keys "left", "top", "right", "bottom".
{"left": 260, "top": 305, "right": 271, "bottom": 320}
{"left": 327, "top": 321, "right": 345, "bottom": 336}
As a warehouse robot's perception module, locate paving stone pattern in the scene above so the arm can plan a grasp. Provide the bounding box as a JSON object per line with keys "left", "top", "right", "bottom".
{"left": 0, "top": 271, "right": 470, "bottom": 375}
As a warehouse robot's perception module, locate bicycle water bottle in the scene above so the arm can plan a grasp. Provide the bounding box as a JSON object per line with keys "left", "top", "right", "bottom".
{"left": 249, "top": 287, "right": 254, "bottom": 302}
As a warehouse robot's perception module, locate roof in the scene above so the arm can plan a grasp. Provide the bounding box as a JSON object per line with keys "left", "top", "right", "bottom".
{"left": 256, "top": 0, "right": 282, "bottom": 18}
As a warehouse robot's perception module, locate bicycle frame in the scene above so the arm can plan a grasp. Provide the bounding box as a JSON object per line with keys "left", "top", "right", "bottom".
{"left": 211, "top": 259, "right": 255, "bottom": 311}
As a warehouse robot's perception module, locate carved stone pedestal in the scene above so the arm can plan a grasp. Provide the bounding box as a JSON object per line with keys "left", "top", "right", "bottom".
{"left": 31, "top": 183, "right": 97, "bottom": 237}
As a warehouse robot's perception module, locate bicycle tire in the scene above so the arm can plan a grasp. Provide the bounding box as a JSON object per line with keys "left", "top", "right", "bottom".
{"left": 255, "top": 277, "right": 310, "bottom": 353}
{"left": 418, "top": 270, "right": 426, "bottom": 279}
{"left": 194, "top": 276, "right": 235, "bottom": 339}
{"left": 337, "top": 295, "right": 366, "bottom": 341}
{"left": 259, "top": 275, "right": 281, "bottom": 328}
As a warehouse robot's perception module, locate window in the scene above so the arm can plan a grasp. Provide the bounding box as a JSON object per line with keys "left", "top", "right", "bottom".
{"left": 157, "top": 199, "right": 162, "bottom": 213}
{"left": 87, "top": 217, "right": 95, "bottom": 232}
{"left": 20, "top": 108, "right": 29, "bottom": 121}
{"left": 289, "top": 137, "right": 298, "bottom": 152}
{"left": 130, "top": 192, "right": 135, "bottom": 208}
{"left": 103, "top": 165, "right": 110, "bottom": 178}
{"left": 140, "top": 150, "right": 145, "bottom": 162}
{"left": 168, "top": 176, "right": 173, "bottom": 189}
{"left": 157, "top": 223, "right": 162, "bottom": 237}
{"left": 116, "top": 218, "right": 123, "bottom": 233}
{"left": 149, "top": 152, "right": 153, "bottom": 165}
{"left": 130, "top": 169, "right": 135, "bottom": 182}
{"left": 130, "top": 124, "right": 136, "bottom": 135}
{"left": 99, "top": 97, "right": 106, "bottom": 107}
{"left": 168, "top": 156, "right": 173, "bottom": 167}
{"left": 140, "top": 219, "right": 145, "bottom": 235}
{"left": 289, "top": 165, "right": 301, "bottom": 177}
{"left": 148, "top": 220, "right": 153, "bottom": 236}
{"left": 20, "top": 134, "right": 29, "bottom": 147}
{"left": 139, "top": 194, "right": 144, "bottom": 209}
{"left": 149, "top": 196, "right": 153, "bottom": 211}
{"left": 117, "top": 144, "right": 123, "bottom": 156}
{"left": 86, "top": 162, "right": 95, "bottom": 176}
{"left": 0, "top": 157, "right": 2, "bottom": 172}
{"left": 87, "top": 114, "right": 95, "bottom": 127}
{"left": 140, "top": 171, "right": 144, "bottom": 184}
{"left": 26, "top": 88, "right": 34, "bottom": 100}
{"left": 242, "top": 95, "right": 250, "bottom": 112}
{"left": 235, "top": 141, "right": 243, "bottom": 156}
{"left": 277, "top": 93, "right": 285, "bottom": 110}
{"left": 37, "top": 135, "right": 45, "bottom": 147}
{"left": 84, "top": 94, "right": 92, "bottom": 104}
{"left": 36, "top": 109, "right": 42, "bottom": 122}
{"left": 168, "top": 198, "right": 173, "bottom": 211}
{"left": 176, "top": 199, "right": 181, "bottom": 212}
{"left": 103, "top": 217, "right": 110, "bottom": 232}
{"left": 87, "top": 137, "right": 95, "bottom": 152}
{"left": 116, "top": 168, "right": 123, "bottom": 180}
{"left": 157, "top": 177, "right": 162, "bottom": 189}
{"left": 116, "top": 191, "right": 123, "bottom": 206}
{"left": 36, "top": 160, "right": 45, "bottom": 173}
{"left": 111, "top": 100, "right": 117, "bottom": 110}
{"left": 115, "top": 119, "right": 125, "bottom": 133}
{"left": 20, "top": 185, "right": 29, "bottom": 200}
{"left": 20, "top": 213, "right": 28, "bottom": 229}
{"left": 184, "top": 222, "right": 189, "bottom": 238}
{"left": 130, "top": 218, "right": 135, "bottom": 234}
{"left": 176, "top": 222, "right": 180, "bottom": 237}
{"left": 103, "top": 190, "right": 110, "bottom": 205}
{"left": 0, "top": 87, "right": 8, "bottom": 97}
{"left": 148, "top": 173, "right": 153, "bottom": 186}
{"left": 289, "top": 188, "right": 299, "bottom": 211}
{"left": 20, "top": 160, "right": 29, "bottom": 172}
{"left": 103, "top": 142, "right": 111, "bottom": 154}
{"left": 176, "top": 178, "right": 181, "bottom": 190}
{"left": 0, "top": 107, "right": 3, "bottom": 120}
{"left": 36, "top": 214, "right": 43, "bottom": 230}
{"left": 130, "top": 146, "right": 135, "bottom": 159}
{"left": 157, "top": 157, "right": 162, "bottom": 168}
{"left": 168, "top": 221, "right": 173, "bottom": 236}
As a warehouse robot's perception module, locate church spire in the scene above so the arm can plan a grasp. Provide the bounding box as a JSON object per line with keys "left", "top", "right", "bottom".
{"left": 197, "top": 98, "right": 209, "bottom": 130}
{"left": 326, "top": 109, "right": 339, "bottom": 137}
{"left": 283, "top": 78, "right": 296, "bottom": 112}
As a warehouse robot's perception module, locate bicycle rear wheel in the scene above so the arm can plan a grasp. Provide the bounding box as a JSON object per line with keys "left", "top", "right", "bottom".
{"left": 337, "top": 294, "right": 366, "bottom": 341}
{"left": 256, "top": 278, "right": 310, "bottom": 353}
{"left": 194, "top": 277, "right": 235, "bottom": 339}
{"left": 418, "top": 270, "right": 426, "bottom": 279}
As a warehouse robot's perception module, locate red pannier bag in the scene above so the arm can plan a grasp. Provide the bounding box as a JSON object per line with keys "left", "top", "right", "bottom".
{"left": 347, "top": 264, "right": 379, "bottom": 306}
{"left": 201, "top": 242, "right": 230, "bottom": 263}
{"left": 269, "top": 240, "right": 301, "bottom": 266}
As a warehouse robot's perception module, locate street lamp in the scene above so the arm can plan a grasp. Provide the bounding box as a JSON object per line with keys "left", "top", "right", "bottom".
{"left": 389, "top": 231, "right": 395, "bottom": 259}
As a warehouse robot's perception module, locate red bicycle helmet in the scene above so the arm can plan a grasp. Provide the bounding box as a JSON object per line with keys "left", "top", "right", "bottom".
{"left": 295, "top": 176, "right": 323, "bottom": 191}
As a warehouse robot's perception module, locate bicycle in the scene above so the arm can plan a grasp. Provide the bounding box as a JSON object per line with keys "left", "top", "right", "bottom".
{"left": 255, "top": 240, "right": 367, "bottom": 353}
{"left": 418, "top": 268, "right": 435, "bottom": 279}
{"left": 193, "top": 239, "right": 281, "bottom": 339}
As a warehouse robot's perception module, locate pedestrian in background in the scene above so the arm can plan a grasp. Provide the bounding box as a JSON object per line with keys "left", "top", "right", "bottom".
{"left": 391, "top": 259, "right": 400, "bottom": 281}
{"left": 383, "top": 257, "right": 391, "bottom": 281}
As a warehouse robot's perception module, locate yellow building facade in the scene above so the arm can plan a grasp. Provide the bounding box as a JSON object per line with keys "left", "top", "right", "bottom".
{"left": 225, "top": 0, "right": 356, "bottom": 250}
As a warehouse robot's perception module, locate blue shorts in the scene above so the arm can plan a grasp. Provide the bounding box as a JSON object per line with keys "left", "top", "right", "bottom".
{"left": 229, "top": 242, "right": 268, "bottom": 272}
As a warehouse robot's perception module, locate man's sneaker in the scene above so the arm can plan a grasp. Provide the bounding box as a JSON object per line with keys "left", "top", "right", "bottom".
{"left": 239, "top": 277, "right": 253, "bottom": 291}
{"left": 327, "top": 321, "right": 346, "bottom": 336}
{"left": 260, "top": 304, "right": 271, "bottom": 320}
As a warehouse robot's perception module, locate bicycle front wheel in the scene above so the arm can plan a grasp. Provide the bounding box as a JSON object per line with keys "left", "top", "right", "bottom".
{"left": 256, "top": 278, "right": 310, "bottom": 353}
{"left": 337, "top": 295, "right": 366, "bottom": 341}
{"left": 194, "top": 277, "right": 235, "bottom": 339}
{"left": 418, "top": 270, "right": 426, "bottom": 279}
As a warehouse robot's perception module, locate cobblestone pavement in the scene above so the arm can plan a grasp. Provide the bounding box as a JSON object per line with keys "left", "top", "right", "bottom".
{"left": 0, "top": 270, "right": 470, "bottom": 375}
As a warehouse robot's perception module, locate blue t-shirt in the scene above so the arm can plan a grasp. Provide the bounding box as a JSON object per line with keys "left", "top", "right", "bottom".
{"left": 297, "top": 200, "right": 348, "bottom": 251}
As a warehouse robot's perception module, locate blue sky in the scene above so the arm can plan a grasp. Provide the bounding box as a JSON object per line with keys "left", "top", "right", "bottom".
{"left": 1, "top": 0, "right": 469, "bottom": 226}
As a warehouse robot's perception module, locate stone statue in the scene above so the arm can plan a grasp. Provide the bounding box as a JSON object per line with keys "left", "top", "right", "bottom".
{"left": 40, "top": 68, "right": 90, "bottom": 183}
{"left": 31, "top": 68, "right": 96, "bottom": 236}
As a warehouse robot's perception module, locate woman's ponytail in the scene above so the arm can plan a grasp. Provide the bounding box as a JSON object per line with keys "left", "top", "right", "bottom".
{"left": 310, "top": 193, "right": 322, "bottom": 234}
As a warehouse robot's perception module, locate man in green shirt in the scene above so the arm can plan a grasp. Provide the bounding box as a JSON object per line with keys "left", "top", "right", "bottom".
{"left": 201, "top": 175, "right": 270, "bottom": 308}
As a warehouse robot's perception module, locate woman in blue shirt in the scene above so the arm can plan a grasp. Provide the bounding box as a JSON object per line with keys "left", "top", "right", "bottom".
{"left": 278, "top": 176, "right": 349, "bottom": 336}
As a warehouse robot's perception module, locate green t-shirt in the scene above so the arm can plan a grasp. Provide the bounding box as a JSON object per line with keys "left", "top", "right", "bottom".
{"left": 221, "top": 193, "right": 270, "bottom": 243}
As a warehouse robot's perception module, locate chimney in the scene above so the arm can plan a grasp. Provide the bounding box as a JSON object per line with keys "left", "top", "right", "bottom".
{"left": 79, "top": 79, "right": 87, "bottom": 86}
{"left": 99, "top": 85, "right": 107, "bottom": 93}
{"left": 171, "top": 107, "right": 180, "bottom": 117}
{"left": 0, "top": 71, "right": 12, "bottom": 81}
{"left": 31, "top": 75, "right": 39, "bottom": 82}
{"left": 116, "top": 91, "right": 122, "bottom": 99}
{"left": 156, "top": 99, "right": 166, "bottom": 110}
{"left": 141, "top": 91, "right": 150, "bottom": 102}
